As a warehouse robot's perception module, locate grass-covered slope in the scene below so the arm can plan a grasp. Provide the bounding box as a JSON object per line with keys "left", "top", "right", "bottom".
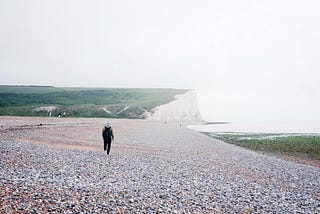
{"left": 0, "top": 85, "right": 188, "bottom": 118}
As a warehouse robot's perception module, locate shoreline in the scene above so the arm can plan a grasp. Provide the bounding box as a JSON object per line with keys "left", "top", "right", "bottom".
{"left": 200, "top": 132, "right": 320, "bottom": 168}
{"left": 188, "top": 120, "right": 320, "bottom": 134}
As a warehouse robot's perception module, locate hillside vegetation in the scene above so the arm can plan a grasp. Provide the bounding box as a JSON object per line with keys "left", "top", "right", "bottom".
{"left": 0, "top": 85, "right": 188, "bottom": 118}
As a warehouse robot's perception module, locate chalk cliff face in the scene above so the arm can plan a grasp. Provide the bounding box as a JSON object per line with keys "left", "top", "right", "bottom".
{"left": 147, "top": 90, "right": 202, "bottom": 121}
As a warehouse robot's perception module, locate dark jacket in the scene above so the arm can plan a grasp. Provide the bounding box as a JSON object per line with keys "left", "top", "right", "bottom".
{"left": 102, "top": 126, "right": 114, "bottom": 141}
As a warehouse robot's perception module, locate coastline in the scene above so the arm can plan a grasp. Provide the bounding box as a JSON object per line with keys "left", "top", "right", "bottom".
{"left": 188, "top": 121, "right": 320, "bottom": 167}
{"left": 188, "top": 120, "right": 320, "bottom": 134}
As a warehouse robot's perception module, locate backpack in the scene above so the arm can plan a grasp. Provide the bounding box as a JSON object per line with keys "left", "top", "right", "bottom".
{"left": 103, "top": 126, "right": 111, "bottom": 139}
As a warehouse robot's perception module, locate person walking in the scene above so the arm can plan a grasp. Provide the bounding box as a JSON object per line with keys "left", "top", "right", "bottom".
{"left": 102, "top": 122, "right": 114, "bottom": 155}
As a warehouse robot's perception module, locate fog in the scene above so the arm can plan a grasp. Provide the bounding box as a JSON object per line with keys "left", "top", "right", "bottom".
{"left": 1, "top": 0, "right": 320, "bottom": 122}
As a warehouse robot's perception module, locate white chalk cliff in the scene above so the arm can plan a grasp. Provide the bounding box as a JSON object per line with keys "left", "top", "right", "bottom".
{"left": 147, "top": 90, "right": 202, "bottom": 121}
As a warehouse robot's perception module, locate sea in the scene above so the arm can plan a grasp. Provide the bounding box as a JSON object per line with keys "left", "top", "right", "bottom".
{"left": 188, "top": 121, "right": 320, "bottom": 134}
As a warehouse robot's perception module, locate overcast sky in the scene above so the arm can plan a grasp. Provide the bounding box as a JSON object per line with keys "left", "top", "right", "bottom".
{"left": 1, "top": 0, "right": 320, "bottom": 122}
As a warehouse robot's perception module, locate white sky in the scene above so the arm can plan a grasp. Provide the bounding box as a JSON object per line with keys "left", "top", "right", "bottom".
{"left": 1, "top": 0, "right": 320, "bottom": 122}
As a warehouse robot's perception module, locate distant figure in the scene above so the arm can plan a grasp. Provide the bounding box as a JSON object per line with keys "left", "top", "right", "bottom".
{"left": 102, "top": 122, "right": 114, "bottom": 155}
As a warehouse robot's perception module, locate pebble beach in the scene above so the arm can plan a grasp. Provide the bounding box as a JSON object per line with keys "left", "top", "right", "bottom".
{"left": 0, "top": 116, "right": 319, "bottom": 213}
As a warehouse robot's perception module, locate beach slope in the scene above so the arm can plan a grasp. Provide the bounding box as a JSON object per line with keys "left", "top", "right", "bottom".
{"left": 0, "top": 117, "right": 319, "bottom": 212}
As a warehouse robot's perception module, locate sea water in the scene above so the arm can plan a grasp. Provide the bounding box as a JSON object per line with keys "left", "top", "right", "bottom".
{"left": 188, "top": 121, "right": 320, "bottom": 134}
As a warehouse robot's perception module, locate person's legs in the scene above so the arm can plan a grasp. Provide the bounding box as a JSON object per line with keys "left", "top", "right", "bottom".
{"left": 104, "top": 140, "right": 107, "bottom": 151}
{"left": 107, "top": 141, "right": 112, "bottom": 154}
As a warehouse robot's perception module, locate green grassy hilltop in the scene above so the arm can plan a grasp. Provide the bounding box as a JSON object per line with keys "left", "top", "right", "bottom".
{"left": 0, "top": 85, "right": 188, "bottom": 118}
